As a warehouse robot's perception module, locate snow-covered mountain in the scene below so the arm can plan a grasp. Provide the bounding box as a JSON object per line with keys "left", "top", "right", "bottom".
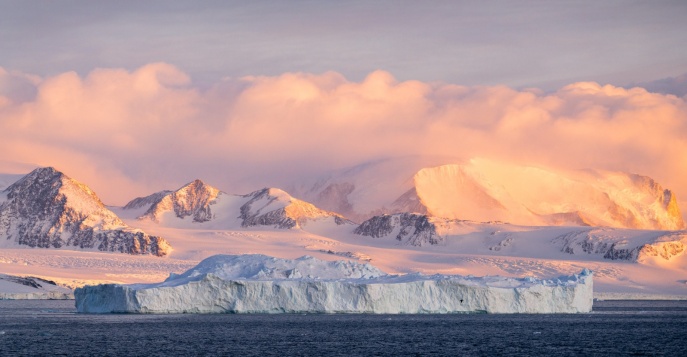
{"left": 353, "top": 212, "right": 686, "bottom": 263}
{"left": 289, "top": 157, "right": 453, "bottom": 222}
{"left": 133, "top": 179, "right": 219, "bottom": 223}
{"left": 123, "top": 180, "right": 351, "bottom": 230}
{"left": 240, "top": 188, "right": 352, "bottom": 229}
{"left": 0, "top": 167, "right": 171, "bottom": 256}
{"left": 413, "top": 160, "right": 684, "bottom": 230}
{"left": 293, "top": 158, "right": 685, "bottom": 230}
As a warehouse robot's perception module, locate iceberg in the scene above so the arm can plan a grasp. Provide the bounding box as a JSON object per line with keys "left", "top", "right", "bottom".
{"left": 75, "top": 254, "right": 593, "bottom": 314}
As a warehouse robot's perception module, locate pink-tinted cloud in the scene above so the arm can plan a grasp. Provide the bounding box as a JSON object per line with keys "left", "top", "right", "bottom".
{"left": 1, "top": 64, "right": 686, "bottom": 219}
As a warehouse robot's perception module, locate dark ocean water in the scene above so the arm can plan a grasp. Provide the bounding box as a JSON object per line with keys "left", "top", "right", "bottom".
{"left": 1, "top": 300, "right": 686, "bottom": 356}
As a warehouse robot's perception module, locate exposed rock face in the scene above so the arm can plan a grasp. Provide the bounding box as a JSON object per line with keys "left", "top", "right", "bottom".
{"left": 553, "top": 229, "right": 686, "bottom": 262}
{"left": 240, "top": 188, "right": 351, "bottom": 229}
{"left": 662, "top": 188, "right": 684, "bottom": 229}
{"left": 0, "top": 167, "right": 170, "bottom": 256}
{"left": 638, "top": 234, "right": 687, "bottom": 261}
{"left": 354, "top": 213, "right": 441, "bottom": 246}
{"left": 136, "top": 180, "right": 221, "bottom": 223}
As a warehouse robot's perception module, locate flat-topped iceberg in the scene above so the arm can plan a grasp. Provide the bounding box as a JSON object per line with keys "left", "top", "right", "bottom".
{"left": 75, "top": 254, "right": 593, "bottom": 314}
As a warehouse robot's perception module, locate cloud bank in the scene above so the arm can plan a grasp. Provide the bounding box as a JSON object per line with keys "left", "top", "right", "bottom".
{"left": 1, "top": 63, "right": 686, "bottom": 218}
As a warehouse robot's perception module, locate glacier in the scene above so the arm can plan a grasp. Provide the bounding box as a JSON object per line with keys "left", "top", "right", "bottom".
{"left": 75, "top": 254, "right": 593, "bottom": 314}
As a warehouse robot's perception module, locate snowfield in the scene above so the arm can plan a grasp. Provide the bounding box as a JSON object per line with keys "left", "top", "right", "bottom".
{"left": 75, "top": 254, "right": 593, "bottom": 314}
{"left": 1, "top": 207, "right": 686, "bottom": 300}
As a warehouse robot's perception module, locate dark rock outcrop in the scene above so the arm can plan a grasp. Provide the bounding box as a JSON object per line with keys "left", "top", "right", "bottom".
{"left": 354, "top": 213, "right": 441, "bottom": 246}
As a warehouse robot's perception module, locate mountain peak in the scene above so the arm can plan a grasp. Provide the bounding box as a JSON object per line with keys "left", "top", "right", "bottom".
{"left": 133, "top": 179, "right": 222, "bottom": 223}
{"left": 0, "top": 167, "right": 170, "bottom": 256}
{"left": 245, "top": 187, "right": 293, "bottom": 202}
{"left": 7, "top": 166, "right": 64, "bottom": 193}
{"left": 5, "top": 166, "right": 105, "bottom": 215}
{"left": 181, "top": 179, "right": 211, "bottom": 190}
{"left": 241, "top": 187, "right": 350, "bottom": 229}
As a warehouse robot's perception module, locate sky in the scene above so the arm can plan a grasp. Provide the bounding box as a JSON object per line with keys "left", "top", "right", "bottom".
{"left": 1, "top": 1, "right": 687, "bottom": 216}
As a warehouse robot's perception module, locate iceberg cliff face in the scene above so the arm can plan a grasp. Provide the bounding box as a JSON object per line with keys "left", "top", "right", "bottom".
{"left": 75, "top": 254, "right": 593, "bottom": 314}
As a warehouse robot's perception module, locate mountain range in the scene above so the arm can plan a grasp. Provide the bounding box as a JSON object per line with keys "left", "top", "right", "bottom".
{"left": 1, "top": 162, "right": 686, "bottom": 297}
{"left": 121, "top": 180, "right": 350, "bottom": 230}
{"left": 1, "top": 162, "right": 684, "bottom": 257}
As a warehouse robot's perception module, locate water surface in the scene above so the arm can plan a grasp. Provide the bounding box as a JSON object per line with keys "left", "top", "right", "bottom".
{"left": 1, "top": 300, "right": 685, "bottom": 356}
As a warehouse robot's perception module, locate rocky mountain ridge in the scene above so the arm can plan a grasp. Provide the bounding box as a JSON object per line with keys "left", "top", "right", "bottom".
{"left": 354, "top": 213, "right": 440, "bottom": 246}
{"left": 0, "top": 167, "right": 170, "bottom": 256}
{"left": 125, "top": 182, "right": 351, "bottom": 230}
{"left": 136, "top": 179, "right": 221, "bottom": 223}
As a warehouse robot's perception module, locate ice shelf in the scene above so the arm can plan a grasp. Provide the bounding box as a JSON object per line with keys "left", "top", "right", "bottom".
{"left": 75, "top": 254, "right": 593, "bottom": 314}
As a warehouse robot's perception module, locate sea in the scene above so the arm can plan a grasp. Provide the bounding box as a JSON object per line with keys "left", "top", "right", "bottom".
{"left": 1, "top": 300, "right": 685, "bottom": 356}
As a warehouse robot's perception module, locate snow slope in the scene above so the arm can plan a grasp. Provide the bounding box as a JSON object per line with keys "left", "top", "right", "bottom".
{"left": 2, "top": 212, "right": 686, "bottom": 298}
{"left": 75, "top": 254, "right": 593, "bottom": 314}
{"left": 0, "top": 273, "right": 74, "bottom": 299}
{"left": 354, "top": 213, "right": 687, "bottom": 263}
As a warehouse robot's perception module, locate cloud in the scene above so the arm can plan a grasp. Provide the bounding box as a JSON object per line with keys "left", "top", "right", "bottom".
{"left": 0, "top": 64, "right": 686, "bottom": 219}
{"left": 632, "top": 73, "right": 687, "bottom": 98}
{"left": 0, "top": 67, "right": 40, "bottom": 104}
